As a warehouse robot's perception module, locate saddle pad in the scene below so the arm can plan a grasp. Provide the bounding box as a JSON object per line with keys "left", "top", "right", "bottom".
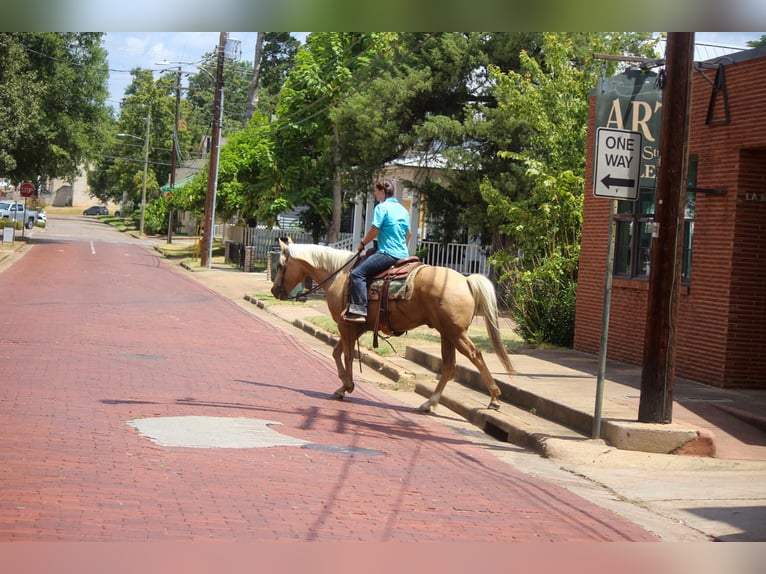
{"left": 368, "top": 265, "right": 423, "bottom": 301}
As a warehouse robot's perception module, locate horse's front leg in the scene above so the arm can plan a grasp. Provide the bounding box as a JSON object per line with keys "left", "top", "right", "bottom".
{"left": 332, "top": 339, "right": 346, "bottom": 381}
{"left": 332, "top": 327, "right": 357, "bottom": 400}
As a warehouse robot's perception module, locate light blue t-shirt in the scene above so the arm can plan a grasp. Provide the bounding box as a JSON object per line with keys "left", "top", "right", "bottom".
{"left": 372, "top": 198, "right": 410, "bottom": 259}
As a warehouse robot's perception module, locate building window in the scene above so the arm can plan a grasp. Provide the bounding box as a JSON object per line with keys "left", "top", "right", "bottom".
{"left": 613, "top": 157, "right": 696, "bottom": 282}
{"left": 613, "top": 187, "right": 655, "bottom": 279}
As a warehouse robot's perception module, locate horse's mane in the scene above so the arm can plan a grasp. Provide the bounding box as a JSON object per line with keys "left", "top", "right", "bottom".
{"left": 288, "top": 243, "right": 354, "bottom": 273}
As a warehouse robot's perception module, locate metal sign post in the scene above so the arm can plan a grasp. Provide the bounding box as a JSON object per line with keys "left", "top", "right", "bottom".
{"left": 593, "top": 199, "right": 617, "bottom": 439}
{"left": 591, "top": 128, "right": 641, "bottom": 439}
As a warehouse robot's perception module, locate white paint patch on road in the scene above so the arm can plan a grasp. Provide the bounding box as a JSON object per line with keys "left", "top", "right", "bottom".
{"left": 90, "top": 241, "right": 96, "bottom": 255}
{"left": 127, "top": 416, "right": 311, "bottom": 449}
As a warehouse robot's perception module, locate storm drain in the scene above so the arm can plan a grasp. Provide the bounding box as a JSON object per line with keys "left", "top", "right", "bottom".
{"left": 115, "top": 353, "right": 166, "bottom": 361}
{"left": 302, "top": 444, "right": 385, "bottom": 457}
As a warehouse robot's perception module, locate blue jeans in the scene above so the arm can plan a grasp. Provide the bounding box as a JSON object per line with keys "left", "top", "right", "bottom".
{"left": 348, "top": 251, "right": 398, "bottom": 316}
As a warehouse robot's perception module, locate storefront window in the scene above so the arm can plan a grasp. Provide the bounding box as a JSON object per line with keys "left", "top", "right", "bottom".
{"left": 613, "top": 166, "right": 695, "bottom": 284}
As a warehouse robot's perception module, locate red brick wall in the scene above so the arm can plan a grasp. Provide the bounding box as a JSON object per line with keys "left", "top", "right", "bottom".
{"left": 725, "top": 149, "right": 766, "bottom": 387}
{"left": 575, "top": 50, "right": 766, "bottom": 388}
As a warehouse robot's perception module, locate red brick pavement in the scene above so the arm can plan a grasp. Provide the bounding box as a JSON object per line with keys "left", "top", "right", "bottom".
{"left": 0, "top": 238, "right": 657, "bottom": 541}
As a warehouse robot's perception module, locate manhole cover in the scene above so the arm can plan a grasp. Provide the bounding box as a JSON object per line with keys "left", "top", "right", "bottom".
{"left": 303, "top": 444, "right": 385, "bottom": 457}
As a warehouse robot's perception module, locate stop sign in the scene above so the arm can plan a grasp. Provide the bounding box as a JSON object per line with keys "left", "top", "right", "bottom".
{"left": 20, "top": 182, "right": 35, "bottom": 197}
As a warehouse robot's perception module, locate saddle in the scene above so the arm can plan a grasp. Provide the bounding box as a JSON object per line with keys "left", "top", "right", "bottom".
{"left": 367, "top": 256, "right": 423, "bottom": 348}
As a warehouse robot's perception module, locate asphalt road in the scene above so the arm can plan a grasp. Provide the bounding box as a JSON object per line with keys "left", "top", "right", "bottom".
{"left": 0, "top": 215, "right": 660, "bottom": 543}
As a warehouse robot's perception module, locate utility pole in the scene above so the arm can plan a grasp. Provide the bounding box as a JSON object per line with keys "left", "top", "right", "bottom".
{"left": 167, "top": 65, "right": 181, "bottom": 244}
{"left": 243, "top": 32, "right": 264, "bottom": 127}
{"left": 638, "top": 33, "right": 695, "bottom": 423}
{"left": 200, "top": 32, "right": 227, "bottom": 268}
{"left": 140, "top": 113, "right": 150, "bottom": 236}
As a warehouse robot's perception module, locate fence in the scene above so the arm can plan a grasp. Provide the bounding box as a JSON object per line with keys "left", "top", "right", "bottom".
{"left": 416, "top": 240, "right": 489, "bottom": 275}
{"left": 223, "top": 225, "right": 489, "bottom": 276}
{"left": 223, "top": 226, "right": 355, "bottom": 270}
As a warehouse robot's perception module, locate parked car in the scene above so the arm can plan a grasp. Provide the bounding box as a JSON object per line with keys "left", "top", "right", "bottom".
{"left": 83, "top": 205, "right": 108, "bottom": 216}
{"left": 37, "top": 210, "right": 47, "bottom": 225}
{"left": 0, "top": 200, "right": 38, "bottom": 228}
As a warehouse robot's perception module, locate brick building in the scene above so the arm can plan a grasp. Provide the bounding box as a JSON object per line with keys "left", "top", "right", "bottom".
{"left": 574, "top": 45, "right": 766, "bottom": 389}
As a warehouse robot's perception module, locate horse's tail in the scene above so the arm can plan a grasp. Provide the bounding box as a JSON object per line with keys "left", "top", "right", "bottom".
{"left": 466, "top": 274, "right": 516, "bottom": 376}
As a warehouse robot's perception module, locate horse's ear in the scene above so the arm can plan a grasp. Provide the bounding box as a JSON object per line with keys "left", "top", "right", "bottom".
{"left": 287, "top": 237, "right": 293, "bottom": 245}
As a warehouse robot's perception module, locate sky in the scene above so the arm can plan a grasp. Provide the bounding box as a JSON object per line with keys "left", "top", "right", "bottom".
{"left": 102, "top": 32, "right": 765, "bottom": 107}
{"left": 103, "top": 32, "right": 282, "bottom": 107}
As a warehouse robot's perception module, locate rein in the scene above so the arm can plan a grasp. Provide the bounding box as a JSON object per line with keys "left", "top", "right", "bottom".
{"left": 279, "top": 250, "right": 361, "bottom": 301}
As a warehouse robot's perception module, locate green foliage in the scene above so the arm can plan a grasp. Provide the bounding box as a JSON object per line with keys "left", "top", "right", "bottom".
{"left": 0, "top": 218, "right": 23, "bottom": 230}
{"left": 143, "top": 194, "right": 169, "bottom": 235}
{"left": 0, "top": 33, "right": 111, "bottom": 184}
{"left": 505, "top": 251, "right": 579, "bottom": 347}
{"left": 473, "top": 33, "right": 656, "bottom": 346}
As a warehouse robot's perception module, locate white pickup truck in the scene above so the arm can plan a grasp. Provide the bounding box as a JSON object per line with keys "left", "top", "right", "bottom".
{"left": 0, "top": 200, "right": 38, "bottom": 229}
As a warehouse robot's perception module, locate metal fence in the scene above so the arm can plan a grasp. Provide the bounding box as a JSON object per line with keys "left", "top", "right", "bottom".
{"left": 416, "top": 240, "right": 489, "bottom": 275}
{"left": 224, "top": 226, "right": 355, "bottom": 261}
{"left": 223, "top": 225, "right": 489, "bottom": 276}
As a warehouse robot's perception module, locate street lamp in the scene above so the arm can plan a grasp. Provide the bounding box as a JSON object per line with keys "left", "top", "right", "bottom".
{"left": 117, "top": 113, "right": 150, "bottom": 235}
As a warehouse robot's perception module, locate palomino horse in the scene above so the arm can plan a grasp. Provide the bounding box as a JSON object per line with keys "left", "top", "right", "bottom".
{"left": 270, "top": 238, "right": 515, "bottom": 412}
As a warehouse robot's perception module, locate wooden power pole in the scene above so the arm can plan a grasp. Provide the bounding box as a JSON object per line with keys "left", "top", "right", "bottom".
{"left": 200, "top": 32, "right": 227, "bottom": 269}
{"left": 638, "top": 33, "right": 695, "bottom": 423}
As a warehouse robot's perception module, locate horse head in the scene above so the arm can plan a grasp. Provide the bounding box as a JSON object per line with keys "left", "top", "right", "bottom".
{"left": 270, "top": 237, "right": 305, "bottom": 300}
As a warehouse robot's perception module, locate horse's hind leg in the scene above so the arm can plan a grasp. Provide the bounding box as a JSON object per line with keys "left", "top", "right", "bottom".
{"left": 455, "top": 332, "right": 501, "bottom": 410}
{"left": 419, "top": 337, "right": 457, "bottom": 413}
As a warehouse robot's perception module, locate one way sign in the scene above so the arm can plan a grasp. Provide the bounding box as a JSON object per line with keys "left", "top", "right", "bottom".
{"left": 593, "top": 127, "right": 642, "bottom": 200}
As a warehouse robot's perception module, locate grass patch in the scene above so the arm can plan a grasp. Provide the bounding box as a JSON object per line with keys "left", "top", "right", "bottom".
{"left": 101, "top": 216, "right": 136, "bottom": 232}
{"left": 157, "top": 242, "right": 200, "bottom": 258}
{"left": 304, "top": 314, "right": 524, "bottom": 357}
{"left": 155, "top": 240, "right": 226, "bottom": 259}
{"left": 45, "top": 206, "right": 92, "bottom": 216}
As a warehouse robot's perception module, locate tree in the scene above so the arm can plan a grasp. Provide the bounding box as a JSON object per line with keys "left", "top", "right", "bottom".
{"left": 270, "top": 32, "right": 396, "bottom": 241}
{"left": 185, "top": 51, "right": 253, "bottom": 137}
{"left": 243, "top": 32, "right": 300, "bottom": 125}
{"left": 479, "top": 33, "right": 658, "bottom": 344}
{"left": 89, "top": 68, "right": 167, "bottom": 209}
{"left": 0, "top": 33, "right": 111, "bottom": 188}
{"left": 746, "top": 35, "right": 766, "bottom": 48}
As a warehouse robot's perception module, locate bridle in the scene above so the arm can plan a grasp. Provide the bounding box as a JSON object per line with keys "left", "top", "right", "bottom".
{"left": 274, "top": 248, "right": 361, "bottom": 301}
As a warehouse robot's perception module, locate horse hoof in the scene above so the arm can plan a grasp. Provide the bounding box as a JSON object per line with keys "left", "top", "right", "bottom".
{"left": 332, "top": 391, "right": 345, "bottom": 400}
{"left": 418, "top": 402, "right": 433, "bottom": 413}
{"left": 487, "top": 401, "right": 500, "bottom": 411}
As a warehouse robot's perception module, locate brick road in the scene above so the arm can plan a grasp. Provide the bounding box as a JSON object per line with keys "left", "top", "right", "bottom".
{"left": 0, "top": 230, "right": 657, "bottom": 541}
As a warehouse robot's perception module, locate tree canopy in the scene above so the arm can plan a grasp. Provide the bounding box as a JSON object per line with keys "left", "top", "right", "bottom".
{"left": 0, "top": 32, "right": 111, "bottom": 188}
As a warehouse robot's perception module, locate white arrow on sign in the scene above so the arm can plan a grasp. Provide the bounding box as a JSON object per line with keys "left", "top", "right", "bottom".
{"left": 593, "top": 127, "right": 642, "bottom": 200}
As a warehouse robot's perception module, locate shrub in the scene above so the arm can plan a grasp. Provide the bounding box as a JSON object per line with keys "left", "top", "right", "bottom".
{"left": 507, "top": 252, "right": 578, "bottom": 347}
{"left": 143, "top": 196, "right": 170, "bottom": 235}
